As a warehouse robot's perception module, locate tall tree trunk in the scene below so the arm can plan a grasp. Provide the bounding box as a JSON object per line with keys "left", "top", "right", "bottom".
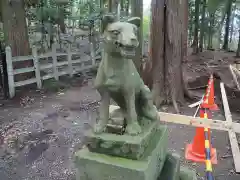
{"left": 182, "top": 0, "right": 188, "bottom": 62}
{"left": 217, "top": 14, "right": 226, "bottom": 50}
{"left": 236, "top": 30, "right": 240, "bottom": 57}
{"left": 120, "top": 0, "right": 124, "bottom": 17}
{"left": 192, "top": 0, "right": 200, "bottom": 54}
{"left": 199, "top": 0, "right": 207, "bottom": 52}
{"left": 229, "top": 4, "right": 236, "bottom": 43}
{"left": 116, "top": 0, "right": 120, "bottom": 19}
{"left": 126, "top": 0, "right": 129, "bottom": 16}
{"left": 111, "top": 0, "right": 118, "bottom": 14}
{"left": 188, "top": 9, "right": 193, "bottom": 45}
{"left": 1, "top": 0, "right": 30, "bottom": 56}
{"left": 89, "top": 4, "right": 96, "bottom": 50}
{"left": 58, "top": 8, "right": 66, "bottom": 34}
{"left": 188, "top": 1, "right": 194, "bottom": 46}
{"left": 1, "top": 0, "right": 32, "bottom": 81}
{"left": 223, "top": 0, "right": 233, "bottom": 50}
{"left": 149, "top": 0, "right": 185, "bottom": 112}
{"left": 131, "top": 0, "right": 143, "bottom": 73}
{"left": 100, "top": 0, "right": 104, "bottom": 31}
{"left": 108, "top": 0, "right": 113, "bottom": 12}
{"left": 150, "top": 0, "right": 165, "bottom": 107}
{"left": 207, "top": 13, "right": 214, "bottom": 50}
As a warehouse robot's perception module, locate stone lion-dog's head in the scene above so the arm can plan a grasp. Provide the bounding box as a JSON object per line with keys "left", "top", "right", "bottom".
{"left": 101, "top": 15, "right": 140, "bottom": 59}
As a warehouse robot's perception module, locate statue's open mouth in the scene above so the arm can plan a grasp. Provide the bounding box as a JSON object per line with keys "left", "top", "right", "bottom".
{"left": 120, "top": 47, "right": 136, "bottom": 58}
{"left": 115, "top": 42, "right": 136, "bottom": 58}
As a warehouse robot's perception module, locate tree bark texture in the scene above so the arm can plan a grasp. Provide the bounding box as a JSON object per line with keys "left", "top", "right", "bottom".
{"left": 199, "top": 0, "right": 206, "bottom": 52}
{"left": 207, "top": 13, "right": 214, "bottom": 50}
{"left": 149, "top": 0, "right": 165, "bottom": 107}
{"left": 188, "top": 1, "right": 194, "bottom": 45}
{"left": 229, "top": 4, "right": 236, "bottom": 43}
{"left": 111, "top": 0, "right": 119, "bottom": 14}
{"left": 1, "top": 0, "right": 33, "bottom": 81}
{"left": 120, "top": 0, "right": 124, "bottom": 16}
{"left": 236, "top": 30, "right": 240, "bottom": 57}
{"left": 145, "top": 0, "right": 186, "bottom": 112}
{"left": 223, "top": 0, "right": 233, "bottom": 50}
{"left": 182, "top": 0, "right": 188, "bottom": 63}
{"left": 57, "top": 8, "right": 66, "bottom": 33}
{"left": 192, "top": 0, "right": 200, "bottom": 54}
{"left": 188, "top": 8, "right": 193, "bottom": 45}
{"left": 125, "top": 0, "right": 129, "bottom": 16}
{"left": 164, "top": 0, "right": 185, "bottom": 111}
{"left": 1, "top": 0, "right": 30, "bottom": 57}
{"left": 108, "top": 0, "right": 113, "bottom": 12}
{"left": 217, "top": 13, "right": 226, "bottom": 50}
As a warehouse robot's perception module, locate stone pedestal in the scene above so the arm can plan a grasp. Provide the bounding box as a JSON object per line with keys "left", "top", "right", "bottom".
{"left": 75, "top": 121, "right": 198, "bottom": 180}
{"left": 85, "top": 120, "right": 161, "bottom": 160}
{"left": 75, "top": 124, "right": 168, "bottom": 180}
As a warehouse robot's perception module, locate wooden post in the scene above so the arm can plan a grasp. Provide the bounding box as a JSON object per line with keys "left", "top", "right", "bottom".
{"left": 32, "top": 46, "right": 42, "bottom": 89}
{"left": 90, "top": 42, "right": 95, "bottom": 66}
{"left": 51, "top": 43, "right": 59, "bottom": 81}
{"left": 109, "top": 105, "right": 240, "bottom": 133}
{"left": 5, "top": 46, "right": 15, "bottom": 98}
{"left": 67, "top": 44, "right": 73, "bottom": 77}
{"left": 220, "top": 82, "right": 240, "bottom": 173}
{"left": 117, "top": 2, "right": 121, "bottom": 19}
{"left": 229, "top": 64, "right": 240, "bottom": 91}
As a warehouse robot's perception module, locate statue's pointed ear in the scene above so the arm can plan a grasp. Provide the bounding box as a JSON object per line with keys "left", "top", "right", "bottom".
{"left": 101, "top": 14, "right": 116, "bottom": 33}
{"left": 127, "top": 17, "right": 141, "bottom": 27}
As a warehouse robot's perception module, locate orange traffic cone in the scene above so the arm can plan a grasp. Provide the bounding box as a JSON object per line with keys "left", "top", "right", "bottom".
{"left": 185, "top": 109, "right": 217, "bottom": 164}
{"left": 201, "top": 75, "right": 219, "bottom": 110}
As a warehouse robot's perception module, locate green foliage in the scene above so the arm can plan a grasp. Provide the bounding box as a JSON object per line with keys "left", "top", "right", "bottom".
{"left": 33, "top": 0, "right": 72, "bottom": 23}
{"left": 143, "top": 16, "right": 150, "bottom": 38}
{"left": 43, "top": 78, "right": 70, "bottom": 92}
{"left": 35, "top": 6, "right": 70, "bottom": 23}
{"left": 187, "top": 0, "right": 240, "bottom": 49}
{"left": 73, "top": 0, "right": 104, "bottom": 28}
{"left": 207, "top": 0, "right": 226, "bottom": 14}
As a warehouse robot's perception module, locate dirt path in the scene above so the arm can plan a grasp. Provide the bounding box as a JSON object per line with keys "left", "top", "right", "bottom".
{"left": 0, "top": 78, "right": 239, "bottom": 180}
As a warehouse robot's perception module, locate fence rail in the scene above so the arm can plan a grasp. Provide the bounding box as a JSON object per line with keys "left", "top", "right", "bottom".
{"left": 6, "top": 43, "right": 101, "bottom": 98}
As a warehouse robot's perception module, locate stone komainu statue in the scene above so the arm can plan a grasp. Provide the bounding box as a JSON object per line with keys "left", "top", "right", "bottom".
{"left": 94, "top": 15, "right": 158, "bottom": 136}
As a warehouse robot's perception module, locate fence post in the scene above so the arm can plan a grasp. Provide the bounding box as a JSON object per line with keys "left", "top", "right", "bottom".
{"left": 52, "top": 43, "right": 59, "bottom": 81}
{"left": 90, "top": 42, "right": 95, "bottom": 66}
{"left": 5, "top": 46, "right": 15, "bottom": 98}
{"left": 67, "top": 44, "right": 73, "bottom": 77}
{"left": 32, "top": 46, "right": 42, "bottom": 89}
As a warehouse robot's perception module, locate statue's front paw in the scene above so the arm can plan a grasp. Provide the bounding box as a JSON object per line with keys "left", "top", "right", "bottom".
{"left": 94, "top": 121, "right": 107, "bottom": 134}
{"left": 125, "top": 122, "right": 142, "bottom": 135}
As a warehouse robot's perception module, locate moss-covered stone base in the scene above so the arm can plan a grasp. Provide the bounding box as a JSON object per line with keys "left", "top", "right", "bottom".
{"left": 75, "top": 125, "right": 168, "bottom": 180}
{"left": 85, "top": 120, "right": 160, "bottom": 160}
{"left": 179, "top": 167, "right": 198, "bottom": 180}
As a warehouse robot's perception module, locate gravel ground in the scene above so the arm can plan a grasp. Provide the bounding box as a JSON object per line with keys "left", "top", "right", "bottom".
{"left": 0, "top": 78, "right": 240, "bottom": 180}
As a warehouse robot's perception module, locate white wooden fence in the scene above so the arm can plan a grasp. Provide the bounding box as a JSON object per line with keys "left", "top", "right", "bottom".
{"left": 6, "top": 43, "right": 101, "bottom": 98}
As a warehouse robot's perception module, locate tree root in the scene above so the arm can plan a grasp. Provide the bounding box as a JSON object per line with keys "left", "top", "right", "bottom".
{"left": 172, "top": 98, "right": 180, "bottom": 114}
{"left": 153, "top": 94, "right": 180, "bottom": 114}
{"left": 188, "top": 85, "right": 207, "bottom": 90}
